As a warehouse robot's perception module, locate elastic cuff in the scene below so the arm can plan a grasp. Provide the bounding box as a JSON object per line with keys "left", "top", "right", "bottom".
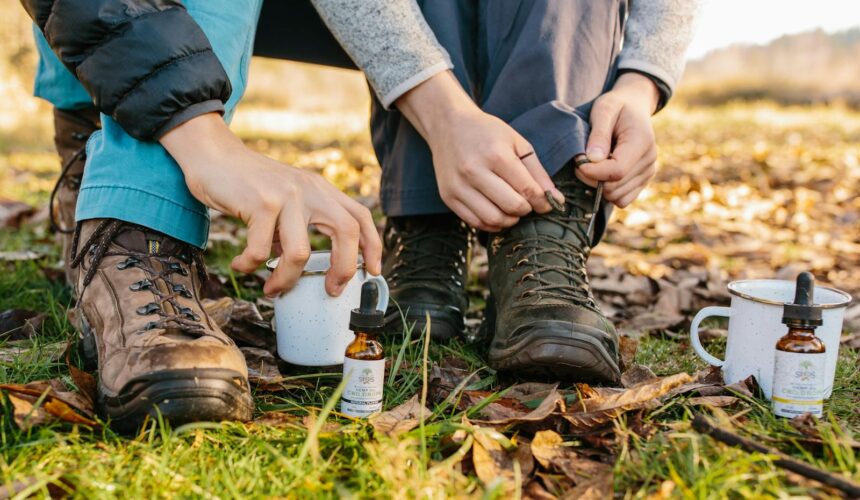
{"left": 152, "top": 100, "right": 225, "bottom": 140}
{"left": 76, "top": 185, "right": 210, "bottom": 248}
{"left": 380, "top": 60, "right": 453, "bottom": 109}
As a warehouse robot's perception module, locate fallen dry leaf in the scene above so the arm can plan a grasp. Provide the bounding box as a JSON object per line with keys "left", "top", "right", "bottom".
{"left": 0, "top": 200, "right": 35, "bottom": 229}
{"left": 559, "top": 467, "right": 613, "bottom": 500}
{"left": 0, "top": 309, "right": 43, "bottom": 341}
{"left": 369, "top": 395, "right": 428, "bottom": 436}
{"left": 621, "top": 364, "right": 658, "bottom": 388}
{"left": 531, "top": 430, "right": 611, "bottom": 484}
{"left": 1, "top": 380, "right": 98, "bottom": 429}
{"left": 618, "top": 335, "right": 639, "bottom": 373}
{"left": 473, "top": 385, "right": 564, "bottom": 428}
{"left": 202, "top": 297, "right": 276, "bottom": 351}
{"left": 686, "top": 396, "right": 739, "bottom": 408}
{"left": 241, "top": 347, "right": 282, "bottom": 384}
{"left": 253, "top": 412, "right": 301, "bottom": 427}
{"left": 563, "top": 373, "right": 693, "bottom": 434}
{"left": 471, "top": 425, "right": 533, "bottom": 490}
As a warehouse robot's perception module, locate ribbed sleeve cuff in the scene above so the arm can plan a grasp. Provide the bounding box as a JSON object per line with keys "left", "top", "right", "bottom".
{"left": 617, "top": 58, "right": 678, "bottom": 96}
{"left": 152, "top": 99, "right": 225, "bottom": 140}
{"left": 379, "top": 60, "right": 453, "bottom": 109}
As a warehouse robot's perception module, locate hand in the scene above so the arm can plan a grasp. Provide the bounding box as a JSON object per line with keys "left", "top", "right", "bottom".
{"left": 396, "top": 72, "right": 564, "bottom": 232}
{"left": 580, "top": 72, "right": 661, "bottom": 208}
{"left": 161, "top": 114, "right": 382, "bottom": 297}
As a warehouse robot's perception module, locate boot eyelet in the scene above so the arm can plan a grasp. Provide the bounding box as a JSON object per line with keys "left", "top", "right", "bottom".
{"left": 136, "top": 303, "right": 160, "bottom": 315}
{"left": 130, "top": 279, "right": 153, "bottom": 291}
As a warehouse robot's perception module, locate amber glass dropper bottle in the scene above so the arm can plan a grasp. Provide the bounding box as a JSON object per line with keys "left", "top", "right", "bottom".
{"left": 772, "top": 272, "right": 826, "bottom": 418}
{"left": 341, "top": 281, "right": 385, "bottom": 418}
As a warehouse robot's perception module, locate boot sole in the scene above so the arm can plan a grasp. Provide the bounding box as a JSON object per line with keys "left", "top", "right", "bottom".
{"left": 99, "top": 368, "right": 254, "bottom": 434}
{"left": 384, "top": 306, "right": 463, "bottom": 341}
{"left": 488, "top": 320, "right": 621, "bottom": 384}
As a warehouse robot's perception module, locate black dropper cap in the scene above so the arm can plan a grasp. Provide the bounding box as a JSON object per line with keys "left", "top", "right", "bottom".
{"left": 350, "top": 281, "right": 385, "bottom": 332}
{"left": 782, "top": 272, "right": 823, "bottom": 328}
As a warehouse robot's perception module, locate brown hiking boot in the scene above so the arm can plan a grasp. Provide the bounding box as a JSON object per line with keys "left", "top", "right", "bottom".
{"left": 71, "top": 219, "right": 253, "bottom": 432}
{"left": 50, "top": 107, "right": 101, "bottom": 287}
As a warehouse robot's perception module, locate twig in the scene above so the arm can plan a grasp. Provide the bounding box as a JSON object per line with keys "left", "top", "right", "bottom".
{"left": 692, "top": 414, "right": 860, "bottom": 497}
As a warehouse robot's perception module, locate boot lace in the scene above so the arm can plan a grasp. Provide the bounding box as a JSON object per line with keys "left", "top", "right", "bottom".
{"left": 70, "top": 219, "right": 209, "bottom": 334}
{"left": 504, "top": 177, "right": 600, "bottom": 311}
{"left": 48, "top": 147, "right": 86, "bottom": 234}
{"left": 387, "top": 220, "right": 471, "bottom": 293}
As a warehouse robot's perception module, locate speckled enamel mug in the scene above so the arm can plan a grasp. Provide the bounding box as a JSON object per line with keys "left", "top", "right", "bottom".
{"left": 690, "top": 279, "right": 851, "bottom": 400}
{"left": 266, "top": 251, "right": 388, "bottom": 366}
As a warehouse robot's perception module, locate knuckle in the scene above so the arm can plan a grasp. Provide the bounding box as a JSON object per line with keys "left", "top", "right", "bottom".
{"left": 285, "top": 246, "right": 311, "bottom": 265}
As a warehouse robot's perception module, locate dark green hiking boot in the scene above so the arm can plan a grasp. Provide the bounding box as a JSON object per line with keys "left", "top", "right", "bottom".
{"left": 485, "top": 164, "right": 620, "bottom": 383}
{"left": 382, "top": 214, "right": 471, "bottom": 340}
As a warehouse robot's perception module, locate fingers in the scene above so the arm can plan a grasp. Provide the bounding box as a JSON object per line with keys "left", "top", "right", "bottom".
{"left": 264, "top": 208, "right": 311, "bottom": 297}
{"left": 475, "top": 173, "right": 531, "bottom": 217}
{"left": 586, "top": 96, "right": 622, "bottom": 163}
{"left": 232, "top": 213, "right": 276, "bottom": 273}
{"left": 338, "top": 195, "right": 383, "bottom": 276}
{"left": 604, "top": 159, "right": 656, "bottom": 208}
{"left": 448, "top": 199, "right": 498, "bottom": 233}
{"left": 312, "top": 203, "right": 362, "bottom": 297}
{"left": 512, "top": 138, "right": 564, "bottom": 211}
{"left": 466, "top": 188, "right": 519, "bottom": 230}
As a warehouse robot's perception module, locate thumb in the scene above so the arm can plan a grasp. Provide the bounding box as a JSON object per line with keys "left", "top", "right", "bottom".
{"left": 586, "top": 97, "right": 621, "bottom": 162}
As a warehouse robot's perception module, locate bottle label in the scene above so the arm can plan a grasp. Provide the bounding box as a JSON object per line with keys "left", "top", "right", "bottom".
{"left": 772, "top": 351, "right": 825, "bottom": 418}
{"left": 341, "top": 358, "right": 385, "bottom": 418}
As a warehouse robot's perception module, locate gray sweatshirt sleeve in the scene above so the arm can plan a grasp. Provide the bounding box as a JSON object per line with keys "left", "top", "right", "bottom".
{"left": 310, "top": 0, "right": 453, "bottom": 108}
{"left": 617, "top": 0, "right": 703, "bottom": 97}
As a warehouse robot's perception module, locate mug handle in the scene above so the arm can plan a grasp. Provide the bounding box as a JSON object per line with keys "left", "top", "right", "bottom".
{"left": 690, "top": 306, "right": 730, "bottom": 367}
{"left": 365, "top": 275, "right": 389, "bottom": 312}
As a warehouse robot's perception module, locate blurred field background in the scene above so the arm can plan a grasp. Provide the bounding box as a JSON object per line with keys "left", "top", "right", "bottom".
{"left": 1, "top": 1, "right": 860, "bottom": 497}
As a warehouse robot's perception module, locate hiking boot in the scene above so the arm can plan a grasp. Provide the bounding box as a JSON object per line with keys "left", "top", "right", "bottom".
{"left": 71, "top": 219, "right": 253, "bottom": 432}
{"left": 50, "top": 107, "right": 101, "bottom": 288}
{"left": 382, "top": 214, "right": 471, "bottom": 340}
{"left": 485, "top": 164, "right": 620, "bottom": 383}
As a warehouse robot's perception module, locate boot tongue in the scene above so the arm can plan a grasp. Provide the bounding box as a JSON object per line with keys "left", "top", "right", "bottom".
{"left": 113, "top": 226, "right": 186, "bottom": 257}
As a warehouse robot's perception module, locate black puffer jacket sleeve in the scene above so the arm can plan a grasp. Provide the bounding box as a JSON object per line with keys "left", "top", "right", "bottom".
{"left": 21, "top": 0, "right": 232, "bottom": 141}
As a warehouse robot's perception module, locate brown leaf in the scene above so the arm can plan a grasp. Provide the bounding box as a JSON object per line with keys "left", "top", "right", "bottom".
{"left": 471, "top": 427, "right": 533, "bottom": 490}
{"left": 559, "top": 467, "right": 613, "bottom": 500}
{"left": 473, "top": 385, "right": 564, "bottom": 427}
{"left": 202, "top": 297, "right": 275, "bottom": 351}
{"left": 724, "top": 375, "right": 763, "bottom": 399}
{"left": 241, "top": 347, "right": 282, "bottom": 384}
{"left": 1, "top": 381, "right": 98, "bottom": 429}
{"left": 618, "top": 335, "right": 639, "bottom": 373}
{"left": 253, "top": 412, "right": 300, "bottom": 427}
{"left": 686, "top": 396, "right": 739, "bottom": 407}
{"left": 523, "top": 480, "right": 557, "bottom": 500}
{"left": 428, "top": 357, "right": 479, "bottom": 405}
{"left": 621, "top": 364, "right": 658, "bottom": 388}
{"left": 531, "top": 430, "right": 611, "bottom": 485}
{"left": 0, "top": 309, "right": 42, "bottom": 341}
{"left": 563, "top": 373, "right": 693, "bottom": 434}
{"left": 369, "top": 395, "right": 428, "bottom": 436}
{"left": 0, "top": 200, "right": 35, "bottom": 229}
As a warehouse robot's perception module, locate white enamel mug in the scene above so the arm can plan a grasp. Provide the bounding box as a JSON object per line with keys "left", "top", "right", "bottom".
{"left": 267, "top": 251, "right": 389, "bottom": 366}
{"left": 690, "top": 279, "right": 851, "bottom": 400}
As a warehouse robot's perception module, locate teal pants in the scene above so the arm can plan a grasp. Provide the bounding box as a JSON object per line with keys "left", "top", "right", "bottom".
{"left": 33, "top": 1, "right": 263, "bottom": 248}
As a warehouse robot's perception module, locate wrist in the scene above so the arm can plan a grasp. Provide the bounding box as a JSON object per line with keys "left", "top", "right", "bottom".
{"left": 160, "top": 113, "right": 244, "bottom": 178}
{"left": 612, "top": 72, "right": 660, "bottom": 114}
{"left": 395, "top": 71, "right": 478, "bottom": 144}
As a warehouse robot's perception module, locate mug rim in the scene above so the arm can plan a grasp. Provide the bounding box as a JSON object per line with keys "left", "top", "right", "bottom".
{"left": 266, "top": 251, "right": 365, "bottom": 276}
{"left": 728, "top": 279, "right": 852, "bottom": 309}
